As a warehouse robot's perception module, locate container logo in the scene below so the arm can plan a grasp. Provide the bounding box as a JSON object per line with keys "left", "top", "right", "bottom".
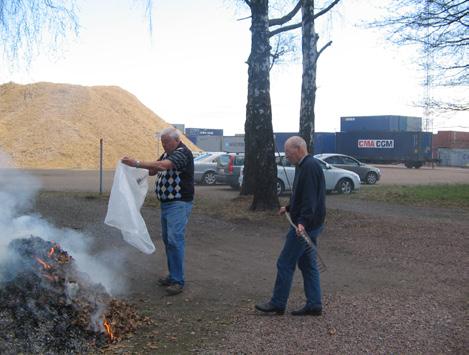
{"left": 358, "top": 139, "right": 394, "bottom": 148}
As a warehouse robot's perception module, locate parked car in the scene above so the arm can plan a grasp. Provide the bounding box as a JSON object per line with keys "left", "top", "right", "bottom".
{"left": 194, "top": 152, "right": 225, "bottom": 185}
{"left": 216, "top": 153, "right": 245, "bottom": 189}
{"left": 314, "top": 153, "right": 381, "bottom": 185}
{"left": 239, "top": 157, "right": 361, "bottom": 195}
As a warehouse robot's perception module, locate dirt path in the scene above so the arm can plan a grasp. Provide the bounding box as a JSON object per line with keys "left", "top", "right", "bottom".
{"left": 31, "top": 189, "right": 468, "bottom": 354}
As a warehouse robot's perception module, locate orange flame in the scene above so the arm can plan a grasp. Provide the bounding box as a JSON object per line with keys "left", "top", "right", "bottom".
{"left": 35, "top": 257, "right": 52, "bottom": 270}
{"left": 103, "top": 318, "right": 115, "bottom": 341}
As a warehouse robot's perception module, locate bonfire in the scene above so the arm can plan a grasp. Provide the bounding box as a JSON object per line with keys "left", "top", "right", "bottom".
{"left": 0, "top": 236, "right": 149, "bottom": 353}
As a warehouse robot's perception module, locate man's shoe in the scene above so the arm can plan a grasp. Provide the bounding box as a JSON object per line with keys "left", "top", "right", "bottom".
{"left": 166, "top": 283, "right": 183, "bottom": 296}
{"left": 157, "top": 276, "right": 172, "bottom": 287}
{"left": 291, "top": 305, "right": 322, "bottom": 316}
{"left": 255, "top": 302, "right": 285, "bottom": 315}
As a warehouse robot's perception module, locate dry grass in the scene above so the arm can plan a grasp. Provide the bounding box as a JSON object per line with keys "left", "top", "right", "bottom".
{"left": 352, "top": 184, "right": 469, "bottom": 209}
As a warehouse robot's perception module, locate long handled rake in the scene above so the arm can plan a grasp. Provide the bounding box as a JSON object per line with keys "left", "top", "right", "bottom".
{"left": 285, "top": 212, "right": 327, "bottom": 273}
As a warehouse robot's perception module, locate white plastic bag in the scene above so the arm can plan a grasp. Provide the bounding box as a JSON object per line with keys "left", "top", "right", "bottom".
{"left": 105, "top": 162, "right": 155, "bottom": 254}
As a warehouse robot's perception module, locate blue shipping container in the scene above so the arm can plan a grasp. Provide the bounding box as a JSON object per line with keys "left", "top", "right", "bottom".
{"left": 336, "top": 131, "right": 432, "bottom": 165}
{"left": 187, "top": 135, "right": 198, "bottom": 145}
{"left": 274, "top": 132, "right": 297, "bottom": 152}
{"left": 274, "top": 132, "right": 336, "bottom": 153}
{"left": 341, "top": 115, "right": 422, "bottom": 133}
{"left": 313, "top": 133, "right": 336, "bottom": 154}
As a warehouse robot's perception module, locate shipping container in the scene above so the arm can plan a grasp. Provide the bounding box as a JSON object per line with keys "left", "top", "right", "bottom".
{"left": 187, "top": 135, "right": 198, "bottom": 145}
{"left": 273, "top": 132, "right": 336, "bottom": 153}
{"left": 340, "top": 115, "right": 422, "bottom": 133}
{"left": 313, "top": 132, "right": 336, "bottom": 154}
{"left": 433, "top": 131, "right": 469, "bottom": 149}
{"left": 194, "top": 136, "right": 223, "bottom": 151}
{"left": 336, "top": 131, "right": 432, "bottom": 168}
{"left": 223, "top": 136, "right": 245, "bottom": 153}
{"left": 274, "top": 132, "right": 296, "bottom": 152}
{"left": 437, "top": 148, "right": 469, "bottom": 168}
{"left": 184, "top": 128, "right": 224, "bottom": 136}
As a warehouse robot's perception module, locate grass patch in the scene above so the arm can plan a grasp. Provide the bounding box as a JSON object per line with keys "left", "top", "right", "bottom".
{"left": 145, "top": 194, "right": 290, "bottom": 227}
{"left": 352, "top": 184, "right": 469, "bottom": 209}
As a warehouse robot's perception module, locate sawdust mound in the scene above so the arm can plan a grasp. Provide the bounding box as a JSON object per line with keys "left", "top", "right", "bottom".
{"left": 0, "top": 82, "right": 198, "bottom": 169}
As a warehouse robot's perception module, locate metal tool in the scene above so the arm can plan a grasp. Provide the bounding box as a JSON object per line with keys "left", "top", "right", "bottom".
{"left": 285, "top": 212, "right": 327, "bottom": 273}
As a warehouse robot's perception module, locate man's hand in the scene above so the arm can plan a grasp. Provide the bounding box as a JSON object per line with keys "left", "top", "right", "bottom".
{"left": 279, "top": 206, "right": 287, "bottom": 216}
{"left": 121, "top": 157, "right": 137, "bottom": 167}
{"left": 296, "top": 223, "right": 306, "bottom": 236}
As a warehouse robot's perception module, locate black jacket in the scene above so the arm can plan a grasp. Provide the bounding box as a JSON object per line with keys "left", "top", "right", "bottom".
{"left": 286, "top": 155, "right": 326, "bottom": 230}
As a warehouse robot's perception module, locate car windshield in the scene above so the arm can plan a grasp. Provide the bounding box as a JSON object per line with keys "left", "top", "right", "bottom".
{"left": 194, "top": 153, "right": 210, "bottom": 161}
{"left": 315, "top": 158, "right": 328, "bottom": 169}
{"left": 234, "top": 155, "right": 245, "bottom": 165}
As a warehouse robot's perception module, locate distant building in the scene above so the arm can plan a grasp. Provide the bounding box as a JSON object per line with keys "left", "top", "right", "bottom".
{"left": 171, "top": 123, "right": 185, "bottom": 133}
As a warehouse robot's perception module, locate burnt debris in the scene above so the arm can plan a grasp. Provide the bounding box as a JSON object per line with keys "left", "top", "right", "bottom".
{"left": 0, "top": 236, "right": 148, "bottom": 354}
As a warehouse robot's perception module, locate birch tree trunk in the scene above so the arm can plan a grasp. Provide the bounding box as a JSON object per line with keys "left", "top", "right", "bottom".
{"left": 241, "top": 0, "right": 279, "bottom": 210}
{"left": 299, "top": 0, "right": 319, "bottom": 153}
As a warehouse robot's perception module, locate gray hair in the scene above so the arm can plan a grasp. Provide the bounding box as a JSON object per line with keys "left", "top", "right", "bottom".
{"left": 285, "top": 136, "right": 307, "bottom": 150}
{"left": 160, "top": 127, "right": 181, "bottom": 140}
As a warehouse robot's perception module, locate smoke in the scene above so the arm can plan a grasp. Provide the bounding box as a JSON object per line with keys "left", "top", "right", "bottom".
{"left": 0, "top": 152, "right": 126, "bottom": 294}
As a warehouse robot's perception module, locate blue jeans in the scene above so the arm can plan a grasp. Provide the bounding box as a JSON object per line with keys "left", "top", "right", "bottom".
{"left": 270, "top": 225, "right": 324, "bottom": 309}
{"left": 160, "top": 201, "right": 193, "bottom": 286}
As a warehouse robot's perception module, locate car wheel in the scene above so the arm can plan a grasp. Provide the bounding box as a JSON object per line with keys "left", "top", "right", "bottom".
{"left": 202, "top": 171, "right": 217, "bottom": 185}
{"left": 365, "top": 172, "right": 378, "bottom": 185}
{"left": 276, "top": 179, "right": 285, "bottom": 196}
{"left": 404, "top": 162, "right": 414, "bottom": 169}
{"left": 336, "top": 178, "right": 353, "bottom": 194}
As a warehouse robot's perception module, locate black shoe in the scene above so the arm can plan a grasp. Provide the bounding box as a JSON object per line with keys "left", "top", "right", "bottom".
{"left": 291, "top": 305, "right": 322, "bottom": 316}
{"left": 157, "top": 276, "right": 172, "bottom": 287}
{"left": 165, "top": 283, "right": 183, "bottom": 296}
{"left": 255, "top": 302, "right": 285, "bottom": 315}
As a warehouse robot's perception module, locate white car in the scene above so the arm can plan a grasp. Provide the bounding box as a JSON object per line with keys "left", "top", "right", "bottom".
{"left": 239, "top": 157, "right": 361, "bottom": 195}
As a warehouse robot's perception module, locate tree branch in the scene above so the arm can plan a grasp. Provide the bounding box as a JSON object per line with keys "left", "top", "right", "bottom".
{"left": 237, "top": 15, "right": 252, "bottom": 21}
{"left": 269, "top": 1, "right": 301, "bottom": 27}
{"left": 269, "top": 22, "right": 301, "bottom": 37}
{"left": 317, "top": 40, "right": 333, "bottom": 61}
{"left": 314, "top": 0, "right": 342, "bottom": 20}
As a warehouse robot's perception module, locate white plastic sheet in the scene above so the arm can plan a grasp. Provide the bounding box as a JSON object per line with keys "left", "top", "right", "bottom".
{"left": 105, "top": 162, "right": 155, "bottom": 254}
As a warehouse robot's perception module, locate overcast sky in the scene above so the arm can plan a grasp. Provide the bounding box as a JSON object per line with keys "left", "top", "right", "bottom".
{"left": 0, "top": 0, "right": 466, "bottom": 135}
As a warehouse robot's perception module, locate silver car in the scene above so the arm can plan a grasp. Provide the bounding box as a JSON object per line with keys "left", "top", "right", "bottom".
{"left": 194, "top": 152, "right": 225, "bottom": 185}
{"left": 314, "top": 153, "right": 381, "bottom": 185}
{"left": 239, "top": 157, "right": 361, "bottom": 195}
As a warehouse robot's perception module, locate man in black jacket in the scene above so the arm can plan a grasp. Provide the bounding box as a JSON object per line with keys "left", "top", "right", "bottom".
{"left": 255, "top": 136, "right": 326, "bottom": 316}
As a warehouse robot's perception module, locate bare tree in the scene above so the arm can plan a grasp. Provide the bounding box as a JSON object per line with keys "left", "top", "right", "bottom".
{"left": 0, "top": 0, "right": 154, "bottom": 67}
{"left": 373, "top": 0, "right": 469, "bottom": 112}
{"left": 0, "top": 0, "right": 80, "bottom": 66}
{"left": 241, "top": 0, "right": 302, "bottom": 210}
{"left": 241, "top": 0, "right": 278, "bottom": 210}
{"left": 299, "top": 0, "right": 340, "bottom": 152}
